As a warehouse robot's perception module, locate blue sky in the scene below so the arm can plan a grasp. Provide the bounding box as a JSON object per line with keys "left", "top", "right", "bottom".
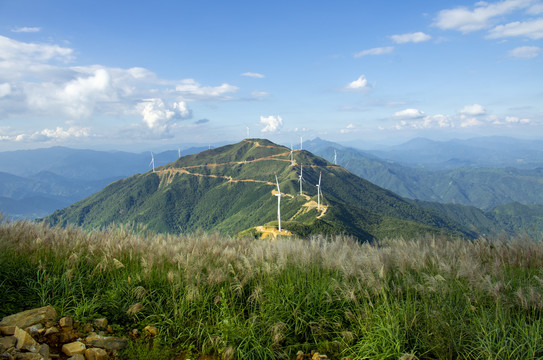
{"left": 0, "top": 0, "right": 542, "bottom": 151}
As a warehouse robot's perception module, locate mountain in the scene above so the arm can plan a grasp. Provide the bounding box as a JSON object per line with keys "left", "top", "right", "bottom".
{"left": 365, "top": 137, "right": 543, "bottom": 170}
{"left": 305, "top": 138, "right": 543, "bottom": 210}
{"left": 44, "top": 139, "right": 475, "bottom": 241}
{"left": 0, "top": 146, "right": 207, "bottom": 219}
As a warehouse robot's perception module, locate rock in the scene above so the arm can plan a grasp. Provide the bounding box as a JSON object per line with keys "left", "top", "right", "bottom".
{"left": 0, "top": 307, "right": 57, "bottom": 330}
{"left": 0, "top": 336, "right": 16, "bottom": 352}
{"left": 0, "top": 327, "right": 16, "bottom": 336}
{"left": 85, "top": 335, "right": 127, "bottom": 351}
{"left": 12, "top": 353, "right": 44, "bottom": 360}
{"left": 14, "top": 327, "right": 41, "bottom": 353}
{"left": 0, "top": 352, "right": 13, "bottom": 360}
{"left": 84, "top": 348, "right": 108, "bottom": 360}
{"left": 44, "top": 327, "right": 58, "bottom": 337}
{"left": 81, "top": 324, "right": 93, "bottom": 334}
{"left": 38, "top": 344, "right": 49, "bottom": 360}
{"left": 24, "top": 325, "right": 43, "bottom": 337}
{"left": 92, "top": 319, "right": 107, "bottom": 330}
{"left": 143, "top": 325, "right": 158, "bottom": 337}
{"left": 105, "top": 326, "right": 113, "bottom": 335}
{"left": 58, "top": 317, "right": 73, "bottom": 329}
{"left": 61, "top": 342, "right": 85, "bottom": 357}
{"left": 67, "top": 355, "right": 85, "bottom": 360}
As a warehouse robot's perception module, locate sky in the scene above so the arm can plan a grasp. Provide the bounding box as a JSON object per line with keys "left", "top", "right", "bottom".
{"left": 0, "top": 0, "right": 542, "bottom": 151}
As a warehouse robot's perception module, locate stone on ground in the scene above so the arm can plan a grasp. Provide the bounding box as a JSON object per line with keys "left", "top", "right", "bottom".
{"left": 0, "top": 306, "right": 57, "bottom": 330}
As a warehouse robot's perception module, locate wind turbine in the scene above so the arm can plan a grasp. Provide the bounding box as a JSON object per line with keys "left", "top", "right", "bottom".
{"left": 178, "top": 147, "right": 181, "bottom": 159}
{"left": 246, "top": 126, "right": 250, "bottom": 138}
{"left": 149, "top": 152, "right": 155, "bottom": 172}
{"left": 316, "top": 171, "right": 322, "bottom": 210}
{"left": 300, "top": 136, "right": 303, "bottom": 150}
{"left": 290, "top": 144, "right": 294, "bottom": 165}
{"left": 334, "top": 149, "right": 337, "bottom": 165}
{"left": 275, "top": 174, "right": 282, "bottom": 232}
{"left": 298, "top": 165, "right": 304, "bottom": 195}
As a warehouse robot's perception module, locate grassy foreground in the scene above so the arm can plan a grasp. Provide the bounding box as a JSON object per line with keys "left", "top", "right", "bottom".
{"left": 1, "top": 217, "right": 542, "bottom": 359}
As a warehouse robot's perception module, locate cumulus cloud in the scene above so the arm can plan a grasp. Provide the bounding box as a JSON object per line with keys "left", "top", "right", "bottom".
{"left": 390, "top": 32, "right": 431, "bottom": 43}
{"left": 260, "top": 115, "right": 283, "bottom": 133}
{"left": 137, "top": 98, "right": 192, "bottom": 133}
{"left": 505, "top": 115, "right": 531, "bottom": 123}
{"left": 487, "top": 18, "right": 543, "bottom": 39}
{"left": 354, "top": 46, "right": 394, "bottom": 57}
{"left": 508, "top": 45, "right": 541, "bottom": 58}
{"left": 175, "top": 79, "right": 239, "bottom": 100}
{"left": 344, "top": 75, "right": 370, "bottom": 92}
{"left": 434, "top": 0, "right": 533, "bottom": 33}
{"left": 394, "top": 108, "right": 425, "bottom": 119}
{"left": 340, "top": 123, "right": 356, "bottom": 133}
{"left": 458, "top": 104, "right": 486, "bottom": 116}
{"left": 11, "top": 26, "right": 41, "bottom": 33}
{"left": 14, "top": 126, "right": 91, "bottom": 142}
{"left": 460, "top": 118, "right": 484, "bottom": 127}
{"left": 0, "top": 83, "right": 11, "bottom": 98}
{"left": 394, "top": 114, "right": 454, "bottom": 130}
{"left": 241, "top": 72, "right": 265, "bottom": 78}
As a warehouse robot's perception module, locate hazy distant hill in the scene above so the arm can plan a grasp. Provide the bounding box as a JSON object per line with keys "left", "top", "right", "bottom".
{"left": 365, "top": 137, "right": 543, "bottom": 170}
{"left": 0, "top": 146, "right": 207, "bottom": 219}
{"left": 306, "top": 138, "right": 543, "bottom": 210}
{"left": 45, "top": 139, "right": 474, "bottom": 241}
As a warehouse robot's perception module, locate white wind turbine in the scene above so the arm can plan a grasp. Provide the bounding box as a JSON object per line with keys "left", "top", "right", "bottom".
{"left": 290, "top": 144, "right": 294, "bottom": 165}
{"left": 334, "top": 149, "right": 337, "bottom": 165}
{"left": 149, "top": 152, "right": 155, "bottom": 172}
{"left": 178, "top": 148, "right": 181, "bottom": 159}
{"left": 275, "top": 174, "right": 282, "bottom": 232}
{"left": 298, "top": 165, "right": 304, "bottom": 195}
{"left": 246, "top": 126, "right": 250, "bottom": 138}
{"left": 316, "top": 171, "right": 322, "bottom": 210}
{"left": 300, "top": 136, "right": 303, "bottom": 150}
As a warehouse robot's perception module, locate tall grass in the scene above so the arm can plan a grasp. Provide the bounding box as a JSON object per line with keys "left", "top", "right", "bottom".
{"left": 1, "top": 216, "right": 542, "bottom": 359}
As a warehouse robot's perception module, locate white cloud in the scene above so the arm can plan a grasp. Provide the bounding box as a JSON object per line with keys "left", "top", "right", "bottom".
{"left": 434, "top": 0, "right": 533, "bottom": 33}
{"left": 460, "top": 118, "right": 484, "bottom": 127}
{"left": 260, "top": 115, "right": 283, "bottom": 133}
{"left": 508, "top": 45, "right": 541, "bottom": 57}
{"left": 487, "top": 18, "right": 543, "bottom": 39}
{"left": 14, "top": 126, "right": 91, "bottom": 142}
{"left": 0, "top": 83, "right": 11, "bottom": 98}
{"left": 175, "top": 79, "right": 239, "bottom": 100}
{"left": 11, "top": 27, "right": 41, "bottom": 33}
{"left": 354, "top": 46, "right": 394, "bottom": 57}
{"left": 0, "top": 35, "right": 72, "bottom": 64}
{"left": 505, "top": 115, "right": 531, "bottom": 123}
{"left": 251, "top": 90, "right": 271, "bottom": 98}
{"left": 344, "top": 75, "right": 369, "bottom": 91}
{"left": 340, "top": 123, "right": 356, "bottom": 133}
{"left": 137, "top": 98, "right": 192, "bottom": 133}
{"left": 394, "top": 114, "right": 454, "bottom": 130}
{"left": 458, "top": 104, "right": 486, "bottom": 115}
{"left": 390, "top": 32, "right": 432, "bottom": 43}
{"left": 394, "top": 108, "right": 425, "bottom": 119}
{"left": 241, "top": 72, "right": 265, "bottom": 78}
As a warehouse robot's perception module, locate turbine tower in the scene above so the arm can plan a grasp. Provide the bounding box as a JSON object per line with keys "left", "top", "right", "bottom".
{"left": 299, "top": 165, "right": 304, "bottom": 195}
{"left": 290, "top": 144, "right": 294, "bottom": 165}
{"left": 316, "top": 171, "right": 322, "bottom": 210}
{"left": 246, "top": 126, "right": 250, "bottom": 138}
{"left": 334, "top": 150, "right": 337, "bottom": 165}
{"left": 178, "top": 148, "right": 181, "bottom": 159}
{"left": 300, "top": 136, "right": 303, "bottom": 150}
{"left": 275, "top": 174, "right": 282, "bottom": 232}
{"left": 149, "top": 152, "right": 155, "bottom": 172}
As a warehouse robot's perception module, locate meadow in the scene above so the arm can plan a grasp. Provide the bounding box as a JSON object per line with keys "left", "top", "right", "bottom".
{"left": 1, "top": 216, "right": 542, "bottom": 359}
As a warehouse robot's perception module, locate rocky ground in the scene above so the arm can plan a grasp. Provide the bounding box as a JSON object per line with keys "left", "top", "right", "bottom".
{"left": 0, "top": 305, "right": 158, "bottom": 360}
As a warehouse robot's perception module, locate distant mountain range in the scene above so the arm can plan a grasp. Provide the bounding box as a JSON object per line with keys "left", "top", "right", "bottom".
{"left": 44, "top": 139, "right": 477, "bottom": 241}
{"left": 305, "top": 138, "right": 543, "bottom": 210}
{"left": 0, "top": 146, "right": 207, "bottom": 219}
{"left": 363, "top": 136, "right": 543, "bottom": 170}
